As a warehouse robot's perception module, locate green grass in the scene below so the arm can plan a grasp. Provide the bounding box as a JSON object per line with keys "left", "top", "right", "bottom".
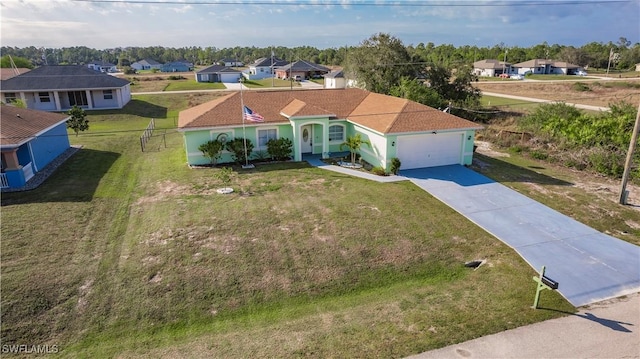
{"left": 1, "top": 94, "right": 581, "bottom": 358}
{"left": 481, "top": 95, "right": 540, "bottom": 112}
{"left": 163, "top": 79, "right": 227, "bottom": 91}
{"left": 243, "top": 78, "right": 302, "bottom": 88}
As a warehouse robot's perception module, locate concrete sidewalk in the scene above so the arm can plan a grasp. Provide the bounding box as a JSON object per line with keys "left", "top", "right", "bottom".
{"left": 408, "top": 293, "right": 639, "bottom": 359}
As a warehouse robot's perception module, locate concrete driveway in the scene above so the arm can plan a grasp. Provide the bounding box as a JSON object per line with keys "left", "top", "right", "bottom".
{"left": 401, "top": 165, "right": 640, "bottom": 307}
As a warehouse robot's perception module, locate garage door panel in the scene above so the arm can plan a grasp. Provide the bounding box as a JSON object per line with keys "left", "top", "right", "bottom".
{"left": 397, "top": 133, "right": 463, "bottom": 169}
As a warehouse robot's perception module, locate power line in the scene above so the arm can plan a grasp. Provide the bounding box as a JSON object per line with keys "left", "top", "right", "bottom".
{"left": 69, "top": 0, "right": 631, "bottom": 6}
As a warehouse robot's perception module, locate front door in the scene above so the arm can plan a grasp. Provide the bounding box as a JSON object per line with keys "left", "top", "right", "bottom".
{"left": 301, "top": 125, "right": 312, "bottom": 153}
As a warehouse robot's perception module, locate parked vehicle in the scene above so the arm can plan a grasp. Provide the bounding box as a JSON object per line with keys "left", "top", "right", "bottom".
{"left": 510, "top": 74, "right": 524, "bottom": 80}
{"left": 576, "top": 70, "right": 588, "bottom": 76}
{"left": 293, "top": 75, "right": 303, "bottom": 81}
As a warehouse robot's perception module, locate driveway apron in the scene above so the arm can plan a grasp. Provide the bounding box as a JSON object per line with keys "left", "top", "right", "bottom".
{"left": 401, "top": 165, "right": 640, "bottom": 307}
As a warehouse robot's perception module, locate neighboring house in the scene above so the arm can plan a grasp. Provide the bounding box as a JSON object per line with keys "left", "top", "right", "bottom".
{"left": 472, "top": 59, "right": 512, "bottom": 77}
{"left": 178, "top": 88, "right": 482, "bottom": 171}
{"left": 635, "top": 63, "right": 640, "bottom": 72}
{"left": 0, "top": 105, "right": 71, "bottom": 189}
{"left": 219, "top": 58, "right": 243, "bottom": 67}
{"left": 275, "top": 60, "right": 331, "bottom": 80}
{"left": 324, "top": 69, "right": 346, "bottom": 89}
{"left": 131, "top": 58, "right": 162, "bottom": 71}
{"left": 512, "top": 59, "right": 582, "bottom": 75}
{"left": 0, "top": 65, "right": 132, "bottom": 111}
{"left": 246, "top": 57, "right": 289, "bottom": 80}
{"left": 195, "top": 65, "right": 242, "bottom": 83}
{"left": 0, "top": 68, "right": 31, "bottom": 80}
{"left": 87, "top": 61, "right": 118, "bottom": 73}
{"left": 161, "top": 61, "right": 193, "bottom": 72}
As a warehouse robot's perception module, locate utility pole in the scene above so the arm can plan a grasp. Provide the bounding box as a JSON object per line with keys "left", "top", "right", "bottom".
{"left": 606, "top": 48, "right": 613, "bottom": 76}
{"left": 619, "top": 103, "right": 640, "bottom": 204}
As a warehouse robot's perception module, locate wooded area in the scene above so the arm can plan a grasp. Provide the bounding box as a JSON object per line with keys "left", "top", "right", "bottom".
{"left": 1, "top": 36, "right": 639, "bottom": 70}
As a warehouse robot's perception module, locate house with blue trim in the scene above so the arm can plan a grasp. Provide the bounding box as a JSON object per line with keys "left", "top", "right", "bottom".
{"left": 160, "top": 61, "right": 193, "bottom": 72}
{"left": 178, "top": 88, "right": 482, "bottom": 171}
{"left": 195, "top": 65, "right": 242, "bottom": 83}
{"left": 1, "top": 106, "right": 71, "bottom": 189}
{"left": 0, "top": 65, "right": 131, "bottom": 112}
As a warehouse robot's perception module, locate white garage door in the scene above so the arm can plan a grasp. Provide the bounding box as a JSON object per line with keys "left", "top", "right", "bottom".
{"left": 396, "top": 132, "right": 463, "bottom": 169}
{"left": 220, "top": 73, "right": 240, "bottom": 83}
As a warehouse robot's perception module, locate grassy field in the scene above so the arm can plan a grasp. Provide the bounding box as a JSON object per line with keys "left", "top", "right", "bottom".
{"left": 5, "top": 92, "right": 636, "bottom": 357}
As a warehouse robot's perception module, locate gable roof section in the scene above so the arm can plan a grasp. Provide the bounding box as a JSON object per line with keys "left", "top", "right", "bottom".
{"left": 179, "top": 88, "right": 480, "bottom": 134}
{"left": 134, "top": 58, "right": 162, "bottom": 66}
{"left": 324, "top": 69, "right": 344, "bottom": 78}
{"left": 250, "top": 57, "right": 289, "bottom": 67}
{"left": 473, "top": 59, "right": 510, "bottom": 69}
{"left": 0, "top": 105, "right": 69, "bottom": 147}
{"left": 197, "top": 65, "right": 241, "bottom": 74}
{"left": 279, "top": 60, "right": 330, "bottom": 72}
{"left": 0, "top": 65, "right": 130, "bottom": 91}
{"left": 0, "top": 68, "right": 30, "bottom": 80}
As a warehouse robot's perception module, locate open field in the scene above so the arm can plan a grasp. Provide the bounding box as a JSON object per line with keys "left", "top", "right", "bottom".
{"left": 475, "top": 79, "right": 640, "bottom": 108}
{"left": 2, "top": 92, "right": 639, "bottom": 357}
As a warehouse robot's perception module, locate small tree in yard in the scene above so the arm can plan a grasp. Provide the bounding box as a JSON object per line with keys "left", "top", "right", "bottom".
{"left": 198, "top": 140, "right": 224, "bottom": 165}
{"left": 66, "top": 105, "right": 89, "bottom": 137}
{"left": 266, "top": 137, "right": 293, "bottom": 161}
{"left": 340, "top": 134, "right": 371, "bottom": 166}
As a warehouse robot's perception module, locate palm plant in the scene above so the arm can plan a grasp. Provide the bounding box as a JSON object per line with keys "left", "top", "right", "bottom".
{"left": 340, "top": 134, "right": 371, "bottom": 166}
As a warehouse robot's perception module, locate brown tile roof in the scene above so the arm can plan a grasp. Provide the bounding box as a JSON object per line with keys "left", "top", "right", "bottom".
{"left": 0, "top": 68, "right": 30, "bottom": 80}
{"left": 1, "top": 105, "right": 68, "bottom": 147}
{"left": 179, "top": 88, "right": 481, "bottom": 134}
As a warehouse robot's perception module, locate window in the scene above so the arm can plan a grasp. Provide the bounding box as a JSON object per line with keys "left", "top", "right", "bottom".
{"left": 39, "top": 92, "right": 51, "bottom": 103}
{"left": 258, "top": 128, "right": 277, "bottom": 148}
{"left": 4, "top": 93, "right": 17, "bottom": 103}
{"left": 328, "top": 125, "right": 344, "bottom": 142}
{"left": 68, "top": 91, "right": 88, "bottom": 107}
{"left": 103, "top": 90, "right": 113, "bottom": 100}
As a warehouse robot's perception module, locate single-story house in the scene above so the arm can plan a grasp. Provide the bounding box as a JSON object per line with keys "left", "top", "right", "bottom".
{"left": 131, "top": 58, "right": 162, "bottom": 71}
{"left": 219, "top": 59, "right": 243, "bottom": 67}
{"left": 178, "top": 88, "right": 482, "bottom": 171}
{"left": 87, "top": 61, "right": 118, "bottom": 73}
{"left": 246, "top": 57, "right": 289, "bottom": 80}
{"left": 161, "top": 61, "right": 193, "bottom": 72}
{"left": 275, "top": 60, "right": 331, "bottom": 80}
{"left": 195, "top": 65, "right": 242, "bottom": 83}
{"left": 472, "top": 59, "right": 512, "bottom": 77}
{"left": 324, "top": 69, "right": 346, "bottom": 89}
{"left": 0, "top": 105, "right": 71, "bottom": 189}
{"left": 512, "top": 59, "right": 581, "bottom": 75}
{"left": 0, "top": 65, "right": 131, "bottom": 111}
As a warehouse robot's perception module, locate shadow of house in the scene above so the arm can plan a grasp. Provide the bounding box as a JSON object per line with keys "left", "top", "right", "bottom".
{"left": 471, "top": 153, "right": 573, "bottom": 187}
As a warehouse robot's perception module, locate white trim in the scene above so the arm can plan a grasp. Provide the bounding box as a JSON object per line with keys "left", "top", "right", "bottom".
{"left": 328, "top": 123, "right": 346, "bottom": 143}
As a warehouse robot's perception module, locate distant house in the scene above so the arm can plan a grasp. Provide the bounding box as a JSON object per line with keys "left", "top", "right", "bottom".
{"left": 634, "top": 63, "right": 640, "bottom": 72}
{"left": 275, "top": 60, "right": 330, "bottom": 80}
{"left": 324, "top": 69, "right": 346, "bottom": 89}
{"left": 0, "top": 106, "right": 71, "bottom": 190}
{"left": 473, "top": 59, "right": 512, "bottom": 77}
{"left": 512, "top": 59, "right": 581, "bottom": 75}
{"left": 87, "top": 61, "right": 117, "bottom": 73}
{"left": 161, "top": 61, "right": 193, "bottom": 72}
{"left": 178, "top": 88, "right": 482, "bottom": 171}
{"left": 246, "top": 57, "right": 289, "bottom": 80}
{"left": 0, "top": 68, "right": 31, "bottom": 80}
{"left": 219, "top": 58, "right": 243, "bottom": 67}
{"left": 131, "top": 59, "right": 162, "bottom": 71}
{"left": 0, "top": 65, "right": 131, "bottom": 111}
{"left": 195, "top": 65, "right": 242, "bottom": 83}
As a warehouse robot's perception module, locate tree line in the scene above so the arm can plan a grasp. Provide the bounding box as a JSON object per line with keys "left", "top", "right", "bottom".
{"left": 1, "top": 35, "right": 638, "bottom": 70}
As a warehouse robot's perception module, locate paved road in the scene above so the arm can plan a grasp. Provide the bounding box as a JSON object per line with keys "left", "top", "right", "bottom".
{"left": 482, "top": 91, "right": 609, "bottom": 112}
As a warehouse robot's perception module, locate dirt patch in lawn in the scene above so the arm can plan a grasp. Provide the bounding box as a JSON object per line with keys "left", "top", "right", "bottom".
{"left": 475, "top": 80, "right": 640, "bottom": 108}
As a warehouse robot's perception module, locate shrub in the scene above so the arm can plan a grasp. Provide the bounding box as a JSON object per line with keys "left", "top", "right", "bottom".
{"left": 529, "top": 150, "right": 548, "bottom": 160}
{"left": 225, "top": 137, "right": 254, "bottom": 165}
{"left": 198, "top": 140, "right": 224, "bottom": 165}
{"left": 572, "top": 82, "right": 590, "bottom": 92}
{"left": 588, "top": 148, "right": 625, "bottom": 177}
{"left": 390, "top": 157, "right": 401, "bottom": 175}
{"left": 371, "top": 166, "right": 388, "bottom": 176}
{"left": 266, "top": 138, "right": 293, "bottom": 161}
{"left": 168, "top": 75, "right": 185, "bottom": 80}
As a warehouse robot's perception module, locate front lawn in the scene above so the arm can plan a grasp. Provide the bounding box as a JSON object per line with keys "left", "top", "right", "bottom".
{"left": 1, "top": 94, "right": 581, "bottom": 358}
{"left": 164, "top": 79, "right": 227, "bottom": 91}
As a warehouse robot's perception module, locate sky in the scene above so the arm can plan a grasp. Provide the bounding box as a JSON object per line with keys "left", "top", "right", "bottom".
{"left": 1, "top": 0, "right": 639, "bottom": 50}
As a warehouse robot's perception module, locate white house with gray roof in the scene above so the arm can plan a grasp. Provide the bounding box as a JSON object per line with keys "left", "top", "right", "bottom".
{"left": 0, "top": 65, "right": 131, "bottom": 111}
